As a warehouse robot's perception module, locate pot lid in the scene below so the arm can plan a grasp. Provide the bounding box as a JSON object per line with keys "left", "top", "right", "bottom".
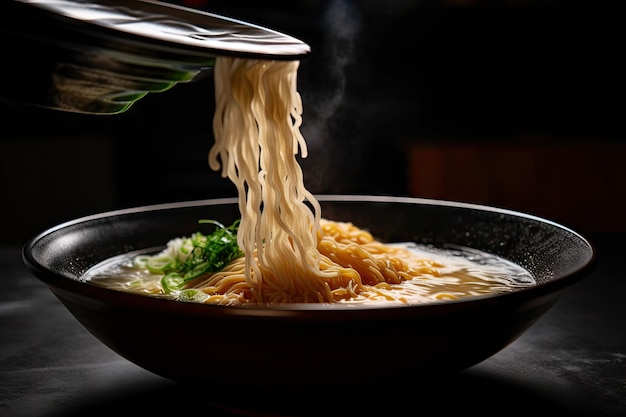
{"left": 16, "top": 0, "right": 311, "bottom": 59}
{"left": 2, "top": 0, "right": 311, "bottom": 114}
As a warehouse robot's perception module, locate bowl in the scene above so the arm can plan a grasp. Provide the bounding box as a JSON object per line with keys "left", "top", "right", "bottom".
{"left": 22, "top": 195, "right": 596, "bottom": 411}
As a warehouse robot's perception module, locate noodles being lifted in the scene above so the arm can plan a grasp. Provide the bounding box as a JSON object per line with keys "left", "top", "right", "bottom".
{"left": 85, "top": 57, "right": 536, "bottom": 305}
{"left": 208, "top": 57, "right": 333, "bottom": 303}
{"left": 207, "top": 57, "right": 442, "bottom": 305}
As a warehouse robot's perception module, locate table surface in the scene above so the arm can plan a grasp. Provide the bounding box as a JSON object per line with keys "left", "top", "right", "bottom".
{"left": 1, "top": 233, "right": 625, "bottom": 417}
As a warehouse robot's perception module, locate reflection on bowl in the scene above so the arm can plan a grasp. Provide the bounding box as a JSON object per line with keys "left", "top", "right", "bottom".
{"left": 22, "top": 195, "right": 596, "bottom": 410}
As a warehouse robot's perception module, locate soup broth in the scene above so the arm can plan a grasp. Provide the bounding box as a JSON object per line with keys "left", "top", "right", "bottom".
{"left": 83, "top": 220, "right": 535, "bottom": 306}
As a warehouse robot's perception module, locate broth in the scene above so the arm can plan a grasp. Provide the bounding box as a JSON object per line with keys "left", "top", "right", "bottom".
{"left": 83, "top": 231, "right": 535, "bottom": 306}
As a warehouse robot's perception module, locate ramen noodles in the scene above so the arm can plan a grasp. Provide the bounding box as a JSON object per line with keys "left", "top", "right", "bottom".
{"left": 84, "top": 57, "right": 536, "bottom": 305}
{"left": 84, "top": 219, "right": 536, "bottom": 305}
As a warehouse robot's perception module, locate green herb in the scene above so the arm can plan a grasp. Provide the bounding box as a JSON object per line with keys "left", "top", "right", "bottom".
{"left": 176, "top": 288, "right": 210, "bottom": 303}
{"left": 134, "top": 219, "right": 243, "bottom": 294}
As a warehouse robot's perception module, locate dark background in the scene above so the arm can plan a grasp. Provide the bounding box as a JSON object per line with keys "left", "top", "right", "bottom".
{"left": 1, "top": 0, "right": 624, "bottom": 244}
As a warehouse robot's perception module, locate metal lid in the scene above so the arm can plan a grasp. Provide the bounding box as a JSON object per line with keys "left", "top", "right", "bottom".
{"left": 18, "top": 0, "right": 311, "bottom": 59}
{"left": 1, "top": 0, "right": 311, "bottom": 114}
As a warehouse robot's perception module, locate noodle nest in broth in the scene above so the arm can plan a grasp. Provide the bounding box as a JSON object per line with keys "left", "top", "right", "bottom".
{"left": 85, "top": 218, "right": 536, "bottom": 306}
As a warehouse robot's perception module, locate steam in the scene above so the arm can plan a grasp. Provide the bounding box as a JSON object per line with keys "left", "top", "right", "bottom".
{"left": 312, "top": 0, "right": 361, "bottom": 126}
{"left": 300, "top": 0, "right": 361, "bottom": 193}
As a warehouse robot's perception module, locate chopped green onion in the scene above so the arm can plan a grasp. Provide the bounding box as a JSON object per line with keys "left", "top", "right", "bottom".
{"left": 177, "top": 289, "right": 210, "bottom": 303}
{"left": 146, "top": 255, "right": 176, "bottom": 273}
{"left": 134, "top": 219, "right": 243, "bottom": 294}
{"left": 162, "top": 273, "right": 185, "bottom": 293}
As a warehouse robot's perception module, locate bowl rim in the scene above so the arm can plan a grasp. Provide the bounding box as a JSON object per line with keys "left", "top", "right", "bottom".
{"left": 22, "top": 194, "right": 598, "bottom": 316}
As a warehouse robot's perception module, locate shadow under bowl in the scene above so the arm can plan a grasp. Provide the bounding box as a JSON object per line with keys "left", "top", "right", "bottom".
{"left": 22, "top": 195, "right": 596, "bottom": 406}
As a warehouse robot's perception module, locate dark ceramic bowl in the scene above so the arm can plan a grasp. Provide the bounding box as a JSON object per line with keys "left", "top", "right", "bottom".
{"left": 22, "top": 195, "right": 596, "bottom": 410}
